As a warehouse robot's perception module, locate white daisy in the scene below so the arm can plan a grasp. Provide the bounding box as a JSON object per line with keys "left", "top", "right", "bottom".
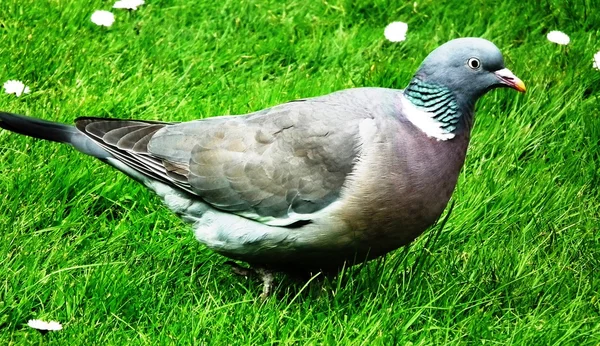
{"left": 91, "top": 10, "right": 115, "bottom": 27}
{"left": 384, "top": 21, "right": 408, "bottom": 42}
{"left": 113, "top": 0, "right": 145, "bottom": 10}
{"left": 593, "top": 51, "right": 600, "bottom": 71}
{"left": 3, "top": 80, "right": 31, "bottom": 97}
{"left": 27, "top": 319, "right": 62, "bottom": 331}
{"left": 546, "top": 31, "right": 570, "bottom": 45}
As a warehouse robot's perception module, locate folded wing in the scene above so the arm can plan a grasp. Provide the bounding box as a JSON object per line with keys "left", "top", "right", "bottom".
{"left": 76, "top": 94, "right": 369, "bottom": 226}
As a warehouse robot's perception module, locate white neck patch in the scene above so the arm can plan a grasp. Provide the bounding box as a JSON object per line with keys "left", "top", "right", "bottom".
{"left": 400, "top": 94, "right": 455, "bottom": 141}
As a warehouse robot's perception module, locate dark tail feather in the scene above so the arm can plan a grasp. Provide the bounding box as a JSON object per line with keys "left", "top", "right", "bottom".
{"left": 0, "top": 111, "right": 78, "bottom": 143}
{"left": 0, "top": 111, "right": 109, "bottom": 158}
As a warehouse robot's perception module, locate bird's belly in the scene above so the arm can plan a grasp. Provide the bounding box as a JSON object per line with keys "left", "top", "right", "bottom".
{"left": 148, "top": 180, "right": 358, "bottom": 269}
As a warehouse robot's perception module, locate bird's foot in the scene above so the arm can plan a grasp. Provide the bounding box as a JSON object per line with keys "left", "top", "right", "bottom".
{"left": 224, "top": 261, "right": 275, "bottom": 299}
{"left": 224, "top": 261, "right": 254, "bottom": 277}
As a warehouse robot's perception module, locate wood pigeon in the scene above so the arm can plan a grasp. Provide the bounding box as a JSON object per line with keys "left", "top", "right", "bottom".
{"left": 0, "top": 37, "right": 525, "bottom": 297}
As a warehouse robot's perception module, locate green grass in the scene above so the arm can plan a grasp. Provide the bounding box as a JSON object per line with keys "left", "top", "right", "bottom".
{"left": 1, "top": 0, "right": 599, "bottom": 344}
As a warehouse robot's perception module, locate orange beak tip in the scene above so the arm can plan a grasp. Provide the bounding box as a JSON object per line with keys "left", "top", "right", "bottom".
{"left": 514, "top": 79, "right": 526, "bottom": 93}
{"left": 495, "top": 68, "right": 526, "bottom": 93}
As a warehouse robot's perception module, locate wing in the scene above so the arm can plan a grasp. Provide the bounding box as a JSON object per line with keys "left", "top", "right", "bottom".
{"left": 75, "top": 118, "right": 178, "bottom": 187}
{"left": 76, "top": 89, "right": 389, "bottom": 226}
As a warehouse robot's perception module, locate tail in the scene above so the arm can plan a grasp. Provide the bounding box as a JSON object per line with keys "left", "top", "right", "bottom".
{"left": 0, "top": 111, "right": 109, "bottom": 158}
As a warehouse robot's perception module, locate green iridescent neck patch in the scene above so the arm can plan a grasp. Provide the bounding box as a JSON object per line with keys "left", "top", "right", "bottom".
{"left": 404, "top": 79, "right": 461, "bottom": 133}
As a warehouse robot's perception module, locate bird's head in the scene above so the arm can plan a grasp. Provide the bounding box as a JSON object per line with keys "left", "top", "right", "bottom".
{"left": 412, "top": 37, "right": 525, "bottom": 108}
{"left": 401, "top": 38, "right": 525, "bottom": 138}
{"left": 415, "top": 37, "right": 525, "bottom": 104}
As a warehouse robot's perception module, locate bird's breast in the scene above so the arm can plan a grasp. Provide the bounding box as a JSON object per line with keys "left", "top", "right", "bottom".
{"left": 327, "top": 118, "right": 470, "bottom": 258}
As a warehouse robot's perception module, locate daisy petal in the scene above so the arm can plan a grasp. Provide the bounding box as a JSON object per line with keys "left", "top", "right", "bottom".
{"left": 113, "top": 0, "right": 145, "bottom": 10}
{"left": 593, "top": 51, "right": 600, "bottom": 71}
{"left": 546, "top": 31, "right": 570, "bottom": 45}
{"left": 91, "top": 10, "right": 115, "bottom": 27}
{"left": 3, "top": 80, "right": 30, "bottom": 97}
{"left": 384, "top": 21, "right": 408, "bottom": 43}
{"left": 27, "top": 319, "right": 63, "bottom": 331}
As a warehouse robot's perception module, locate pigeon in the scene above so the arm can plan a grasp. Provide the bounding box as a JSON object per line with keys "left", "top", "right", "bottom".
{"left": 0, "top": 38, "right": 525, "bottom": 297}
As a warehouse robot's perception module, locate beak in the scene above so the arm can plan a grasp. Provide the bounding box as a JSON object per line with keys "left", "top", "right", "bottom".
{"left": 494, "top": 68, "right": 526, "bottom": 93}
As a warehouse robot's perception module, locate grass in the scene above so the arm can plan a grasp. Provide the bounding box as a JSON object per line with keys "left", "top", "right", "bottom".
{"left": 1, "top": 0, "right": 599, "bottom": 344}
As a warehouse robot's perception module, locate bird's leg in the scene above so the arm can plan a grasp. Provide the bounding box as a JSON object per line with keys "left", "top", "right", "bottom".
{"left": 255, "top": 267, "right": 275, "bottom": 299}
{"left": 224, "top": 261, "right": 275, "bottom": 298}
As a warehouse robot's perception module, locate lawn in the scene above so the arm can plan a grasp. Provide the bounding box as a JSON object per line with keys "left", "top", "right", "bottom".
{"left": 1, "top": 0, "right": 599, "bottom": 344}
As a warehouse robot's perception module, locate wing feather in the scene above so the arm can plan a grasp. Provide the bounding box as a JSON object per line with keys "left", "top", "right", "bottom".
{"left": 73, "top": 89, "right": 393, "bottom": 225}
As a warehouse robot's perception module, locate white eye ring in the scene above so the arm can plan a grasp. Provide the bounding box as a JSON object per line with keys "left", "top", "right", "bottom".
{"left": 467, "top": 57, "right": 481, "bottom": 70}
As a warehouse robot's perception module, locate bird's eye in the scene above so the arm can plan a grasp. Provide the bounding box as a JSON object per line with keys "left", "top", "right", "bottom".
{"left": 467, "top": 58, "right": 481, "bottom": 70}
